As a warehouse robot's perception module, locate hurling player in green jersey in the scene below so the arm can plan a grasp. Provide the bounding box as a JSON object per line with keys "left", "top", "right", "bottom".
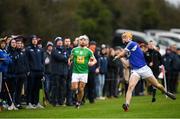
{"left": 68, "top": 35, "right": 97, "bottom": 109}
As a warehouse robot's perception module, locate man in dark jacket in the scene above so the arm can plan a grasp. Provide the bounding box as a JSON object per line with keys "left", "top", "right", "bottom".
{"left": 86, "top": 41, "right": 99, "bottom": 103}
{"left": 51, "top": 37, "right": 68, "bottom": 106}
{"left": 64, "top": 37, "right": 73, "bottom": 106}
{"left": 6, "top": 39, "right": 18, "bottom": 110}
{"left": 26, "top": 35, "right": 44, "bottom": 109}
{"left": 14, "top": 37, "right": 29, "bottom": 109}
{"left": 106, "top": 48, "right": 119, "bottom": 98}
{"left": 144, "top": 41, "right": 163, "bottom": 102}
{"left": 163, "top": 48, "right": 172, "bottom": 92}
{"left": 44, "top": 41, "right": 53, "bottom": 104}
{"left": 169, "top": 45, "right": 180, "bottom": 93}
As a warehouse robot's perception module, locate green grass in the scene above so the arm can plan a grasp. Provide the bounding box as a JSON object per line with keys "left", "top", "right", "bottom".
{"left": 0, "top": 91, "right": 180, "bottom": 118}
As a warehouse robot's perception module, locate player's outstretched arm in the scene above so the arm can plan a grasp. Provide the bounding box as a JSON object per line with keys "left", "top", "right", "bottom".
{"left": 114, "top": 49, "right": 126, "bottom": 60}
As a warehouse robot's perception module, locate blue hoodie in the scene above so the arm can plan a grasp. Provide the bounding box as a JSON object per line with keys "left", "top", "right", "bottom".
{"left": 0, "top": 49, "right": 12, "bottom": 72}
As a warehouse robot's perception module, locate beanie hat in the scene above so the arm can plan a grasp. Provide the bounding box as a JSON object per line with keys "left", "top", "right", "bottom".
{"left": 31, "top": 35, "right": 38, "bottom": 40}
{"left": 14, "top": 35, "right": 24, "bottom": 42}
{"left": 90, "top": 40, "right": 96, "bottom": 45}
{"left": 46, "top": 41, "right": 53, "bottom": 47}
{"left": 54, "top": 37, "right": 63, "bottom": 43}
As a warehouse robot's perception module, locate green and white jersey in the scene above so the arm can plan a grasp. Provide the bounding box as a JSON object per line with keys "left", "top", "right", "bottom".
{"left": 71, "top": 47, "right": 94, "bottom": 74}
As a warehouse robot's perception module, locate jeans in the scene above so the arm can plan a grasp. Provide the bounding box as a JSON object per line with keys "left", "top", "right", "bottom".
{"left": 44, "top": 74, "right": 52, "bottom": 101}
{"left": 96, "top": 74, "right": 105, "bottom": 97}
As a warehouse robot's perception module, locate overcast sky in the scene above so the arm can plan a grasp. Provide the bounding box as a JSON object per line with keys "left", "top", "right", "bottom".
{"left": 166, "top": 0, "right": 180, "bottom": 7}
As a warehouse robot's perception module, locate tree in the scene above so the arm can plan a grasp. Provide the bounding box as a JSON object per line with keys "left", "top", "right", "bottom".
{"left": 139, "top": 0, "right": 160, "bottom": 30}
{"left": 76, "top": 0, "right": 113, "bottom": 44}
{"left": 0, "top": 0, "right": 180, "bottom": 45}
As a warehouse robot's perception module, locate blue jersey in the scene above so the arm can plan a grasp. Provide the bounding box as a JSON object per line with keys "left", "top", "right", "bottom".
{"left": 125, "top": 41, "right": 146, "bottom": 69}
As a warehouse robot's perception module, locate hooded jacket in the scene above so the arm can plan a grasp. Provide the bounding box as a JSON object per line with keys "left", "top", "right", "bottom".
{"left": 15, "top": 48, "right": 29, "bottom": 74}
{"left": 0, "top": 49, "right": 12, "bottom": 72}
{"left": 7, "top": 43, "right": 18, "bottom": 78}
{"left": 51, "top": 46, "right": 68, "bottom": 76}
{"left": 26, "top": 45, "right": 44, "bottom": 72}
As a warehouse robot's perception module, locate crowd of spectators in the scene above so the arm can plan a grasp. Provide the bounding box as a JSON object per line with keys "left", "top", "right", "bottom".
{"left": 0, "top": 35, "right": 179, "bottom": 111}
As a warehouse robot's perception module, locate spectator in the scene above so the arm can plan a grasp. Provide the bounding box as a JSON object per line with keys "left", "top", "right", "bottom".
{"left": 73, "top": 37, "right": 79, "bottom": 48}
{"left": 64, "top": 37, "right": 73, "bottom": 106}
{"left": 14, "top": 37, "right": 29, "bottom": 109}
{"left": 26, "top": 35, "right": 44, "bottom": 109}
{"left": 6, "top": 39, "right": 18, "bottom": 110}
{"left": 85, "top": 40, "right": 99, "bottom": 103}
{"left": 114, "top": 47, "right": 127, "bottom": 97}
{"left": 105, "top": 48, "right": 119, "bottom": 98}
{"left": 169, "top": 44, "right": 180, "bottom": 93}
{"left": 51, "top": 37, "right": 68, "bottom": 106}
{"left": 44, "top": 41, "right": 53, "bottom": 104}
{"left": 96, "top": 46, "right": 108, "bottom": 100}
{"left": 144, "top": 41, "right": 163, "bottom": 102}
{"left": 162, "top": 48, "right": 172, "bottom": 92}
{"left": 0, "top": 38, "right": 11, "bottom": 111}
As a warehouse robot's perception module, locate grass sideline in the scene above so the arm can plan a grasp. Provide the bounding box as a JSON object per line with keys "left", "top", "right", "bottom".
{"left": 0, "top": 91, "right": 179, "bottom": 118}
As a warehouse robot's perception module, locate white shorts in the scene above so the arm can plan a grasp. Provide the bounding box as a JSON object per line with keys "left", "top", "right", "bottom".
{"left": 71, "top": 73, "right": 88, "bottom": 83}
{"left": 131, "top": 65, "right": 154, "bottom": 79}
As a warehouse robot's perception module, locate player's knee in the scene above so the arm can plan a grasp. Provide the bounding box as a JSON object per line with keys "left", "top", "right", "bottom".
{"left": 71, "top": 84, "right": 78, "bottom": 90}
{"left": 128, "top": 84, "right": 135, "bottom": 91}
{"left": 79, "top": 86, "right": 84, "bottom": 92}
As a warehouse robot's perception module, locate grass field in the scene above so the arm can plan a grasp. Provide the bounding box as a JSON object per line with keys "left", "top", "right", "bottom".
{"left": 0, "top": 90, "right": 180, "bottom": 118}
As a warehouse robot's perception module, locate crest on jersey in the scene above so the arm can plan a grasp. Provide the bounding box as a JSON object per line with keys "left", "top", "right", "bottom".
{"left": 131, "top": 45, "right": 137, "bottom": 51}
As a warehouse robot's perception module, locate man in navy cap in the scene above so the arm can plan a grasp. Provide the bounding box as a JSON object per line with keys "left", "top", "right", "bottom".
{"left": 51, "top": 37, "right": 68, "bottom": 106}
{"left": 26, "top": 35, "right": 44, "bottom": 109}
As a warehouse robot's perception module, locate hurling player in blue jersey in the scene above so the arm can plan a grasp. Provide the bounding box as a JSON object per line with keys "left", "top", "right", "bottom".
{"left": 115, "top": 32, "right": 176, "bottom": 112}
